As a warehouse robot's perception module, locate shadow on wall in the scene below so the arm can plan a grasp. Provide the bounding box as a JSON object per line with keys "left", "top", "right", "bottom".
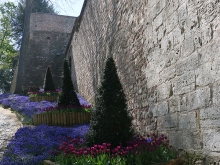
{"left": 66, "top": 0, "right": 146, "bottom": 106}
{"left": 68, "top": 55, "right": 78, "bottom": 91}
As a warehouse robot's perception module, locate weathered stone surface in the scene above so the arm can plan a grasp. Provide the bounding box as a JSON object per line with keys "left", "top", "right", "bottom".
{"left": 179, "top": 112, "right": 197, "bottom": 129}
{"left": 176, "top": 51, "right": 199, "bottom": 76}
{"left": 200, "top": 107, "right": 220, "bottom": 120}
{"left": 168, "top": 130, "right": 202, "bottom": 150}
{"left": 159, "top": 65, "right": 176, "bottom": 83}
{"left": 181, "top": 131, "right": 202, "bottom": 150}
{"left": 203, "top": 130, "right": 220, "bottom": 153}
{"left": 178, "top": 94, "right": 188, "bottom": 112}
{"left": 173, "top": 27, "right": 184, "bottom": 46}
{"left": 172, "top": 71, "right": 195, "bottom": 95}
{"left": 152, "top": 12, "right": 163, "bottom": 31}
{"left": 195, "top": 62, "right": 215, "bottom": 87}
{"left": 157, "top": 113, "right": 178, "bottom": 129}
{"left": 157, "top": 83, "right": 171, "bottom": 101}
{"left": 201, "top": 119, "right": 220, "bottom": 128}
{"left": 188, "top": 87, "right": 211, "bottom": 110}
{"left": 169, "top": 96, "right": 179, "bottom": 113}
{"left": 181, "top": 37, "right": 195, "bottom": 57}
{"left": 213, "top": 82, "right": 220, "bottom": 107}
{"left": 178, "top": 3, "right": 188, "bottom": 22}
{"left": 198, "top": 42, "right": 218, "bottom": 65}
{"left": 152, "top": 101, "right": 168, "bottom": 117}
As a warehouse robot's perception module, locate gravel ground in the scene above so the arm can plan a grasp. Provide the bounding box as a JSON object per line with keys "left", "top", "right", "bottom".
{"left": 0, "top": 107, "right": 23, "bottom": 160}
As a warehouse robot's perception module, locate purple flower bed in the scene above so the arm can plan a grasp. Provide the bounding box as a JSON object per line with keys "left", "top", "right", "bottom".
{"left": 0, "top": 94, "right": 56, "bottom": 124}
{"left": 0, "top": 124, "right": 90, "bottom": 165}
{"left": 0, "top": 93, "right": 91, "bottom": 121}
{"left": 0, "top": 93, "right": 12, "bottom": 100}
{"left": 0, "top": 93, "right": 92, "bottom": 164}
{"left": 0, "top": 94, "right": 19, "bottom": 107}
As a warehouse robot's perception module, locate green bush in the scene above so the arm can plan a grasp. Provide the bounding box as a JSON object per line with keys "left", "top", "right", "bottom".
{"left": 86, "top": 57, "right": 134, "bottom": 147}
{"left": 43, "top": 66, "right": 56, "bottom": 92}
{"left": 58, "top": 60, "right": 80, "bottom": 107}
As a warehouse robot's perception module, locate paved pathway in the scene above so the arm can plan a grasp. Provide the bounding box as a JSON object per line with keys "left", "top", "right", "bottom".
{"left": 0, "top": 107, "right": 23, "bottom": 160}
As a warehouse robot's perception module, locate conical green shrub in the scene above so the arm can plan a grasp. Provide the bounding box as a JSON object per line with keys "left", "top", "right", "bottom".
{"left": 86, "top": 57, "right": 134, "bottom": 147}
{"left": 43, "top": 66, "right": 56, "bottom": 92}
{"left": 58, "top": 60, "right": 80, "bottom": 107}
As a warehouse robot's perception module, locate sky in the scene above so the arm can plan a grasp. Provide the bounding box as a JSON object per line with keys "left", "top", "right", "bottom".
{"left": 0, "top": 0, "right": 84, "bottom": 17}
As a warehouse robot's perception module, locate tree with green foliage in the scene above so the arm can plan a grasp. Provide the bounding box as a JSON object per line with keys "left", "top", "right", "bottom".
{"left": 86, "top": 57, "right": 134, "bottom": 147}
{"left": 12, "top": 0, "right": 57, "bottom": 47}
{"left": 43, "top": 66, "right": 56, "bottom": 92}
{"left": 58, "top": 60, "right": 80, "bottom": 107}
{"left": 0, "top": 2, "right": 18, "bottom": 93}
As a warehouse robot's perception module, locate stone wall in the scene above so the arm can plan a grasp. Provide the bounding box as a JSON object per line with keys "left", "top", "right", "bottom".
{"left": 67, "top": 0, "right": 220, "bottom": 162}
{"left": 12, "top": 13, "right": 75, "bottom": 92}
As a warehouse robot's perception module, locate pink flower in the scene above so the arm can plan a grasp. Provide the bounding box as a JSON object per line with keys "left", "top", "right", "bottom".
{"left": 107, "top": 143, "right": 111, "bottom": 147}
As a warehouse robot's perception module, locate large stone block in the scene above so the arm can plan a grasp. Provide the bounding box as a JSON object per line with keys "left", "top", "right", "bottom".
{"left": 161, "top": 36, "right": 169, "bottom": 53}
{"left": 152, "top": 101, "right": 168, "bottom": 117}
{"left": 178, "top": 3, "right": 188, "bottom": 22}
{"left": 157, "top": 25, "right": 166, "bottom": 41}
{"left": 157, "top": 113, "right": 178, "bottom": 129}
{"left": 181, "top": 37, "right": 195, "bottom": 57}
{"left": 169, "top": 96, "right": 179, "bottom": 113}
{"left": 179, "top": 112, "right": 197, "bottom": 129}
{"left": 176, "top": 51, "right": 199, "bottom": 76}
{"left": 200, "top": 107, "right": 220, "bottom": 120}
{"left": 181, "top": 130, "right": 202, "bottom": 150}
{"left": 178, "top": 94, "right": 188, "bottom": 112}
{"left": 195, "top": 62, "right": 215, "bottom": 87}
{"left": 201, "top": 119, "right": 220, "bottom": 128}
{"left": 173, "top": 27, "right": 184, "bottom": 46}
{"left": 147, "top": 0, "right": 163, "bottom": 20}
{"left": 212, "top": 82, "right": 220, "bottom": 107}
{"left": 184, "top": 10, "right": 199, "bottom": 32}
{"left": 157, "top": 82, "right": 171, "bottom": 101}
{"left": 197, "top": 42, "right": 217, "bottom": 65}
{"left": 152, "top": 12, "right": 163, "bottom": 30}
{"left": 168, "top": 130, "right": 202, "bottom": 150}
{"left": 201, "top": 24, "right": 214, "bottom": 45}
{"left": 188, "top": 87, "right": 211, "bottom": 110}
{"left": 203, "top": 130, "right": 220, "bottom": 152}
{"left": 154, "top": 0, "right": 166, "bottom": 17}
{"left": 172, "top": 71, "right": 195, "bottom": 95}
{"left": 159, "top": 65, "right": 176, "bottom": 83}
{"left": 163, "top": 0, "right": 179, "bottom": 20}
{"left": 212, "top": 53, "right": 220, "bottom": 82}
{"left": 167, "top": 131, "right": 183, "bottom": 149}
{"left": 165, "top": 11, "right": 179, "bottom": 34}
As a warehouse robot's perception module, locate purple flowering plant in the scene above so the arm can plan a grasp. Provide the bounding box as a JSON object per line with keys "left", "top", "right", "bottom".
{"left": 0, "top": 124, "right": 89, "bottom": 165}
{"left": 0, "top": 94, "right": 56, "bottom": 124}
{"left": 0, "top": 92, "right": 92, "bottom": 123}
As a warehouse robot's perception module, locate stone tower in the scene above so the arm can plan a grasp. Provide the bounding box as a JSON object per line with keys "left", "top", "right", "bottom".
{"left": 11, "top": 13, "right": 75, "bottom": 93}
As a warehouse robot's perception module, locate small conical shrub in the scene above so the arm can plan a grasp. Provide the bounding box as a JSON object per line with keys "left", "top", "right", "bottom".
{"left": 86, "top": 57, "right": 134, "bottom": 147}
{"left": 58, "top": 60, "right": 80, "bottom": 107}
{"left": 43, "top": 67, "right": 56, "bottom": 92}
